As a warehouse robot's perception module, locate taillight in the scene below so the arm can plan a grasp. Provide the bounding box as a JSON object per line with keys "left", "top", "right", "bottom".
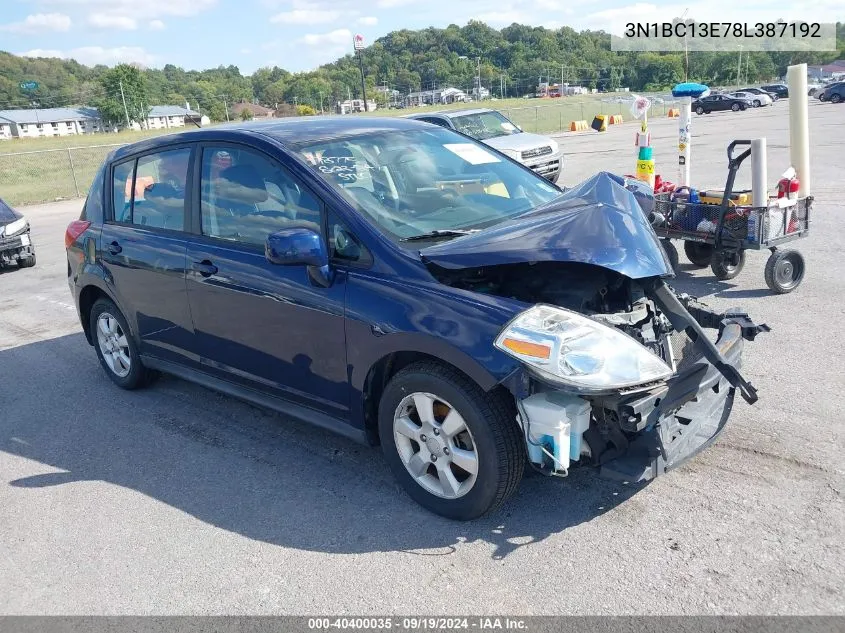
{"left": 65, "top": 220, "right": 91, "bottom": 248}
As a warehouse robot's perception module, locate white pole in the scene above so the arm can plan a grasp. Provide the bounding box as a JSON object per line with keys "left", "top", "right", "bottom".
{"left": 787, "top": 64, "right": 811, "bottom": 197}
{"left": 751, "top": 138, "right": 768, "bottom": 207}
{"left": 678, "top": 96, "right": 692, "bottom": 186}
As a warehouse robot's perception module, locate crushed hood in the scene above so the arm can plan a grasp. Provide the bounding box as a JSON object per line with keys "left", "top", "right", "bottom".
{"left": 0, "top": 198, "right": 22, "bottom": 225}
{"left": 420, "top": 171, "right": 673, "bottom": 280}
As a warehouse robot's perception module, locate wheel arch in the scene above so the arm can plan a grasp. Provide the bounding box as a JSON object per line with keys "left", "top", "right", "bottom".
{"left": 77, "top": 282, "right": 125, "bottom": 345}
{"left": 359, "top": 346, "right": 515, "bottom": 446}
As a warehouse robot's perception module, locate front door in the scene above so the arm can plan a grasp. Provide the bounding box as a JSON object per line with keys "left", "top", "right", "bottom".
{"left": 185, "top": 144, "right": 349, "bottom": 417}
{"left": 100, "top": 146, "right": 197, "bottom": 367}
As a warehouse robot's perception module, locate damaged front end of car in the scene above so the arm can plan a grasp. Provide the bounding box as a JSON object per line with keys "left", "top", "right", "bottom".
{"left": 421, "top": 172, "right": 769, "bottom": 481}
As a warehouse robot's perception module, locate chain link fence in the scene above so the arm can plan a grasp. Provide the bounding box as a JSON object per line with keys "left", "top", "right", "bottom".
{"left": 497, "top": 95, "right": 680, "bottom": 134}
{"left": 0, "top": 143, "right": 125, "bottom": 207}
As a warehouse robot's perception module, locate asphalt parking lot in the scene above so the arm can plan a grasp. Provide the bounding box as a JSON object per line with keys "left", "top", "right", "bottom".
{"left": 1, "top": 100, "right": 843, "bottom": 615}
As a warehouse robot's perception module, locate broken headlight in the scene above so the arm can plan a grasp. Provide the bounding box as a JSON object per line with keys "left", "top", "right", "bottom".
{"left": 494, "top": 304, "right": 674, "bottom": 391}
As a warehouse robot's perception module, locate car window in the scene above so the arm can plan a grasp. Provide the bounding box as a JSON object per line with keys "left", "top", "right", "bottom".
{"left": 111, "top": 148, "right": 190, "bottom": 229}
{"left": 112, "top": 160, "right": 134, "bottom": 222}
{"left": 327, "top": 210, "right": 370, "bottom": 265}
{"left": 200, "top": 146, "right": 322, "bottom": 247}
{"left": 418, "top": 117, "right": 448, "bottom": 128}
{"left": 449, "top": 111, "right": 520, "bottom": 140}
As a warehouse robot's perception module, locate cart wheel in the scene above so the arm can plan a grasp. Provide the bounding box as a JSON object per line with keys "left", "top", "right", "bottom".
{"left": 683, "top": 241, "right": 713, "bottom": 268}
{"left": 710, "top": 249, "right": 746, "bottom": 280}
{"left": 661, "top": 240, "right": 679, "bottom": 272}
{"left": 765, "top": 249, "right": 805, "bottom": 294}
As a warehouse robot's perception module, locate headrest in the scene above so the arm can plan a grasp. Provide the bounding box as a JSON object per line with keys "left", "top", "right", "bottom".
{"left": 217, "top": 165, "right": 268, "bottom": 204}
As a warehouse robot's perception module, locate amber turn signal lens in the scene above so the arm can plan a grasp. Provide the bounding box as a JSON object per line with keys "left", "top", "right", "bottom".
{"left": 501, "top": 338, "right": 551, "bottom": 359}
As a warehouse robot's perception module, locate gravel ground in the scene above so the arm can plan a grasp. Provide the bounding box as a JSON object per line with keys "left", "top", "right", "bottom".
{"left": 0, "top": 99, "right": 843, "bottom": 615}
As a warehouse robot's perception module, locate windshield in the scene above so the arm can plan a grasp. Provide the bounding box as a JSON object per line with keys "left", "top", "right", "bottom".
{"left": 449, "top": 111, "right": 521, "bottom": 141}
{"left": 299, "top": 127, "right": 560, "bottom": 242}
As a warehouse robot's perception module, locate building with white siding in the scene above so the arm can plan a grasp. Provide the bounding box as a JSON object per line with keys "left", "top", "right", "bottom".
{"left": 0, "top": 107, "right": 104, "bottom": 138}
{"left": 0, "top": 121, "right": 11, "bottom": 140}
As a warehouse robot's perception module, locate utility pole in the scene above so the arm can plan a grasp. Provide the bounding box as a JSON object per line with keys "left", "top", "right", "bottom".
{"left": 119, "top": 79, "right": 130, "bottom": 129}
{"left": 223, "top": 96, "right": 230, "bottom": 122}
{"left": 737, "top": 45, "right": 743, "bottom": 88}
{"left": 319, "top": 91, "right": 324, "bottom": 113}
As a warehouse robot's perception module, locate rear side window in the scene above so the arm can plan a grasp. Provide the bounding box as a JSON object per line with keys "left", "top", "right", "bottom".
{"left": 111, "top": 148, "right": 191, "bottom": 230}
{"left": 81, "top": 163, "right": 107, "bottom": 222}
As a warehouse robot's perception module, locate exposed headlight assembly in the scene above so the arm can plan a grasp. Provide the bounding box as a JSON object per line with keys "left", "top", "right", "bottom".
{"left": 3, "top": 217, "right": 28, "bottom": 236}
{"left": 494, "top": 304, "right": 674, "bottom": 391}
{"left": 499, "top": 148, "right": 521, "bottom": 161}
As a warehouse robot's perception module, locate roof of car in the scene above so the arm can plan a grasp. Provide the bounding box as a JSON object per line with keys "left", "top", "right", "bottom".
{"left": 106, "top": 116, "right": 431, "bottom": 161}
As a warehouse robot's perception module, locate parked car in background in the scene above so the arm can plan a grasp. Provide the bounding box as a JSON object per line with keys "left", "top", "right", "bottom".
{"left": 760, "top": 84, "right": 789, "bottom": 98}
{"left": 406, "top": 108, "right": 562, "bottom": 182}
{"left": 0, "top": 197, "right": 36, "bottom": 269}
{"left": 807, "top": 83, "right": 826, "bottom": 97}
{"left": 730, "top": 91, "right": 772, "bottom": 107}
{"left": 64, "top": 117, "right": 766, "bottom": 520}
{"left": 818, "top": 82, "right": 845, "bottom": 103}
{"left": 692, "top": 94, "right": 751, "bottom": 114}
{"left": 740, "top": 87, "right": 779, "bottom": 102}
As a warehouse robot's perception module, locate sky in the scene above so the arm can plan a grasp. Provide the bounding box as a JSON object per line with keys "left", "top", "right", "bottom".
{"left": 1, "top": 0, "right": 842, "bottom": 74}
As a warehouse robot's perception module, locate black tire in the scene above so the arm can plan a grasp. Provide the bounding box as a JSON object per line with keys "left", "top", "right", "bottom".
{"left": 378, "top": 361, "right": 524, "bottom": 520}
{"left": 695, "top": 106, "right": 704, "bottom": 115}
{"left": 710, "top": 249, "right": 746, "bottom": 280}
{"left": 819, "top": 94, "right": 827, "bottom": 102}
{"left": 89, "top": 298, "right": 155, "bottom": 389}
{"left": 17, "top": 254, "right": 36, "bottom": 268}
{"left": 764, "top": 249, "right": 805, "bottom": 294}
{"left": 683, "top": 241, "right": 713, "bottom": 267}
{"left": 832, "top": 94, "right": 842, "bottom": 104}
{"left": 753, "top": 99, "right": 761, "bottom": 107}
{"left": 661, "top": 240, "right": 679, "bottom": 272}
{"left": 704, "top": 109, "right": 711, "bottom": 114}
{"left": 732, "top": 103, "right": 740, "bottom": 111}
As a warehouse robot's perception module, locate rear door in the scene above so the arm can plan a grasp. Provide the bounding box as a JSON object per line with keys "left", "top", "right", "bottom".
{"left": 184, "top": 142, "right": 349, "bottom": 417}
{"left": 100, "top": 145, "right": 198, "bottom": 367}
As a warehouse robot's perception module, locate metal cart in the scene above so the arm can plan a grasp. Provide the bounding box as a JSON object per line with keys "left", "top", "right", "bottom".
{"left": 653, "top": 140, "right": 811, "bottom": 294}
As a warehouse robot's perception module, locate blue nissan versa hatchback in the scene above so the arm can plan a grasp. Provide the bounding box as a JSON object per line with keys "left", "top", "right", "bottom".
{"left": 66, "top": 117, "right": 767, "bottom": 520}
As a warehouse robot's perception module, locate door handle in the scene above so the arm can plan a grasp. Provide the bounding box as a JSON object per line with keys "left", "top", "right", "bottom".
{"left": 107, "top": 241, "right": 122, "bottom": 255}
{"left": 192, "top": 260, "right": 218, "bottom": 277}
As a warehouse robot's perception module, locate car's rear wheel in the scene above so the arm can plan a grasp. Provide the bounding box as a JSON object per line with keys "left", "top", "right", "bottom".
{"left": 378, "top": 361, "right": 524, "bottom": 520}
{"left": 90, "top": 298, "right": 154, "bottom": 389}
{"left": 732, "top": 103, "right": 740, "bottom": 111}
{"left": 17, "top": 254, "right": 35, "bottom": 268}
{"left": 695, "top": 106, "right": 704, "bottom": 115}
{"left": 832, "top": 94, "right": 842, "bottom": 104}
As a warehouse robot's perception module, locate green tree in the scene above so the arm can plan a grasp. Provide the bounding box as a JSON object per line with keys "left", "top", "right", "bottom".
{"left": 240, "top": 108, "right": 253, "bottom": 121}
{"left": 95, "top": 64, "right": 149, "bottom": 127}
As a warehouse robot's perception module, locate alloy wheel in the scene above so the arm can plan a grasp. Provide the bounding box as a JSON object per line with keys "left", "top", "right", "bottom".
{"left": 392, "top": 392, "right": 479, "bottom": 499}
{"left": 96, "top": 312, "right": 132, "bottom": 378}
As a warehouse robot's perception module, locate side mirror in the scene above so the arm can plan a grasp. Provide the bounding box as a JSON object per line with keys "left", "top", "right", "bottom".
{"left": 266, "top": 226, "right": 333, "bottom": 286}
{"left": 266, "top": 226, "right": 328, "bottom": 267}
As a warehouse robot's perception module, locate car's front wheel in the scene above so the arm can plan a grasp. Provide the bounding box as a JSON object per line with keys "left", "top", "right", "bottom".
{"left": 90, "top": 298, "right": 154, "bottom": 389}
{"left": 753, "top": 99, "right": 761, "bottom": 107}
{"left": 378, "top": 361, "right": 524, "bottom": 520}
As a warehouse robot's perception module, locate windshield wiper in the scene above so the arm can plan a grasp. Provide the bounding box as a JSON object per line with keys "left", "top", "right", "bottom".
{"left": 400, "top": 229, "right": 479, "bottom": 242}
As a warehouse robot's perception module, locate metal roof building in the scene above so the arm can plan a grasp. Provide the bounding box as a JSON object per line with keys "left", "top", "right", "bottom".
{"left": 0, "top": 107, "right": 100, "bottom": 125}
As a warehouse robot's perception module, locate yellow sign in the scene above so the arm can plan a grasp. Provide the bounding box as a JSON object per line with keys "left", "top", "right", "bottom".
{"left": 679, "top": 142, "right": 686, "bottom": 152}
{"left": 636, "top": 159, "right": 655, "bottom": 174}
